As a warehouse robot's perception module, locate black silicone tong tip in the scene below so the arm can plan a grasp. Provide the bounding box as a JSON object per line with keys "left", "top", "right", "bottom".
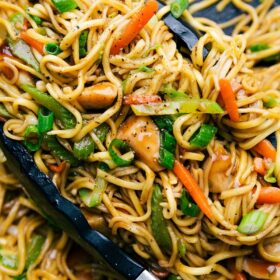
{"left": 0, "top": 124, "right": 157, "bottom": 280}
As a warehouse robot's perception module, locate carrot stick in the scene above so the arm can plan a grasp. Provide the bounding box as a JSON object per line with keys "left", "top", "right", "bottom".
{"left": 49, "top": 161, "right": 66, "bottom": 173}
{"left": 219, "top": 79, "right": 240, "bottom": 122}
{"left": 173, "top": 160, "right": 213, "bottom": 220}
{"left": 20, "top": 32, "right": 44, "bottom": 54}
{"left": 124, "top": 95, "right": 162, "bottom": 105}
{"left": 252, "top": 139, "right": 276, "bottom": 161}
{"left": 257, "top": 186, "right": 280, "bottom": 204}
{"left": 110, "top": 0, "right": 158, "bottom": 55}
{"left": 253, "top": 157, "right": 266, "bottom": 175}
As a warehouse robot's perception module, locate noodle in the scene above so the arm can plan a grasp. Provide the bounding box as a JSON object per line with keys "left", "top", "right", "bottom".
{"left": 0, "top": 0, "right": 280, "bottom": 279}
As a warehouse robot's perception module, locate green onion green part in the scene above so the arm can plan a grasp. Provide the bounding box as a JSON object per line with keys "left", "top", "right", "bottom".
{"left": 180, "top": 189, "right": 200, "bottom": 217}
{"left": 73, "top": 135, "right": 94, "bottom": 160}
{"left": 25, "top": 235, "right": 45, "bottom": 268}
{"left": 168, "top": 275, "right": 182, "bottom": 280}
{"left": 24, "top": 125, "right": 42, "bottom": 152}
{"left": 170, "top": 0, "right": 189, "bottom": 18}
{"left": 151, "top": 185, "right": 172, "bottom": 253}
{"left": 159, "top": 148, "right": 175, "bottom": 170}
{"left": 20, "top": 84, "right": 76, "bottom": 129}
{"left": 160, "top": 131, "right": 176, "bottom": 154}
{"left": 152, "top": 115, "right": 175, "bottom": 134}
{"left": 237, "top": 210, "right": 268, "bottom": 235}
{"left": 263, "top": 96, "right": 278, "bottom": 108}
{"left": 163, "top": 84, "right": 189, "bottom": 101}
{"left": 109, "top": 139, "right": 134, "bottom": 167}
{"left": 178, "top": 239, "right": 186, "bottom": 257}
{"left": 79, "top": 30, "right": 89, "bottom": 58}
{"left": 264, "top": 163, "right": 277, "bottom": 183}
{"left": 189, "top": 124, "right": 218, "bottom": 148}
{"left": 136, "top": 66, "right": 154, "bottom": 73}
{"left": 38, "top": 107, "right": 54, "bottom": 133}
{"left": 45, "top": 43, "right": 61, "bottom": 55}
{"left": 30, "top": 15, "right": 43, "bottom": 25}
{"left": 94, "top": 123, "right": 110, "bottom": 143}
{"left": 52, "top": 0, "right": 78, "bottom": 13}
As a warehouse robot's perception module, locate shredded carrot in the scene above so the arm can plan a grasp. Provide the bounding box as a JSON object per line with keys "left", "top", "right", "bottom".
{"left": 252, "top": 139, "right": 276, "bottom": 161}
{"left": 257, "top": 186, "right": 280, "bottom": 204}
{"left": 124, "top": 95, "right": 162, "bottom": 105}
{"left": 20, "top": 32, "right": 44, "bottom": 54}
{"left": 253, "top": 157, "right": 266, "bottom": 175}
{"left": 49, "top": 161, "right": 66, "bottom": 173}
{"left": 110, "top": 0, "right": 158, "bottom": 55}
{"left": 219, "top": 79, "right": 240, "bottom": 122}
{"left": 173, "top": 160, "right": 213, "bottom": 220}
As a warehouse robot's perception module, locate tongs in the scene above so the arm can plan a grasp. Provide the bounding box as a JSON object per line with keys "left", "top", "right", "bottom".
{"left": 0, "top": 1, "right": 278, "bottom": 279}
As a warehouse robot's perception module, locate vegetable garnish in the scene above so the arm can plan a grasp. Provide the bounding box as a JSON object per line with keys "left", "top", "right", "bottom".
{"left": 160, "top": 131, "right": 176, "bottom": 154}
{"left": 264, "top": 163, "right": 276, "bottom": 183}
{"left": 136, "top": 66, "right": 154, "bottom": 73}
{"left": 38, "top": 107, "right": 54, "bottom": 133}
{"left": 45, "top": 43, "right": 61, "bottom": 55}
{"left": 237, "top": 210, "right": 267, "bottom": 235}
{"left": 189, "top": 124, "right": 217, "bottom": 148}
{"left": 20, "top": 32, "right": 44, "bottom": 54}
{"left": 52, "top": 0, "right": 78, "bottom": 13}
{"left": 109, "top": 139, "right": 135, "bottom": 167}
{"left": 131, "top": 99, "right": 224, "bottom": 115}
{"left": 73, "top": 135, "right": 95, "bottom": 160}
{"left": 219, "top": 79, "right": 240, "bottom": 122}
{"left": 159, "top": 148, "right": 175, "bottom": 170}
{"left": 79, "top": 30, "right": 89, "bottom": 58}
{"left": 252, "top": 139, "right": 276, "bottom": 161}
{"left": 151, "top": 185, "right": 172, "bottom": 252}
{"left": 25, "top": 235, "right": 45, "bottom": 268}
{"left": 124, "top": 95, "right": 162, "bottom": 105}
{"left": 180, "top": 189, "right": 200, "bottom": 217}
{"left": 24, "top": 125, "right": 42, "bottom": 152}
{"left": 79, "top": 163, "right": 109, "bottom": 207}
{"left": 263, "top": 96, "right": 278, "bottom": 108}
{"left": 250, "top": 43, "right": 280, "bottom": 63}
{"left": 20, "top": 84, "right": 76, "bottom": 129}
{"left": 94, "top": 123, "right": 110, "bottom": 143}
{"left": 253, "top": 157, "right": 266, "bottom": 175}
{"left": 152, "top": 115, "right": 175, "bottom": 134}
{"left": 9, "top": 13, "right": 28, "bottom": 31}
{"left": 170, "top": 0, "right": 189, "bottom": 18}
{"left": 163, "top": 85, "right": 189, "bottom": 101}
{"left": 173, "top": 160, "right": 213, "bottom": 220}
{"left": 257, "top": 187, "right": 280, "bottom": 204}
{"left": 110, "top": 0, "right": 158, "bottom": 55}
{"left": 49, "top": 161, "right": 66, "bottom": 173}
{"left": 30, "top": 15, "right": 43, "bottom": 25}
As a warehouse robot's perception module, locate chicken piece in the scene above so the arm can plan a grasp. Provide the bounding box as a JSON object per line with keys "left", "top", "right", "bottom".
{"left": 242, "top": 258, "right": 280, "bottom": 279}
{"left": 117, "top": 116, "right": 164, "bottom": 172}
{"left": 207, "top": 144, "right": 233, "bottom": 193}
{"left": 77, "top": 82, "right": 118, "bottom": 109}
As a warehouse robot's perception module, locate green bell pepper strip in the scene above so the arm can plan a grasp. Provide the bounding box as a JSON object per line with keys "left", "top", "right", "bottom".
{"left": 73, "top": 135, "right": 94, "bottom": 160}
{"left": 8, "top": 39, "right": 40, "bottom": 72}
{"left": 264, "top": 163, "right": 277, "bottom": 183}
{"left": 131, "top": 100, "right": 224, "bottom": 116}
{"left": 52, "top": 0, "right": 78, "bottom": 13}
{"left": 237, "top": 210, "right": 267, "bottom": 235}
{"left": 20, "top": 84, "right": 76, "bottom": 129}
{"left": 171, "top": 0, "right": 189, "bottom": 18}
{"left": 189, "top": 124, "right": 217, "bottom": 148}
{"left": 79, "top": 30, "right": 89, "bottom": 58}
{"left": 109, "top": 139, "right": 135, "bottom": 167}
{"left": 24, "top": 125, "right": 42, "bottom": 152}
{"left": 79, "top": 163, "right": 109, "bottom": 207}
{"left": 42, "top": 134, "right": 78, "bottom": 166}
{"left": 38, "top": 107, "right": 54, "bottom": 133}
{"left": 152, "top": 115, "right": 175, "bottom": 134}
{"left": 180, "top": 189, "right": 200, "bottom": 217}
{"left": 151, "top": 185, "right": 172, "bottom": 252}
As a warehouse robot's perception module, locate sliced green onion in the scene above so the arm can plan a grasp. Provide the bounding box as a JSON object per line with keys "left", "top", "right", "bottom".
{"left": 52, "top": 0, "right": 78, "bottom": 13}
{"left": 160, "top": 131, "right": 176, "bottom": 154}
{"left": 45, "top": 43, "right": 61, "bottom": 55}
{"left": 168, "top": 275, "right": 182, "bottom": 280}
{"left": 159, "top": 148, "right": 175, "bottom": 170}
{"left": 131, "top": 100, "right": 224, "bottom": 116}
{"left": 30, "top": 15, "right": 42, "bottom": 25}
{"left": 79, "top": 30, "right": 89, "bottom": 58}
{"left": 20, "top": 84, "right": 76, "bottom": 129}
{"left": 178, "top": 239, "right": 186, "bottom": 257}
{"left": 0, "top": 253, "right": 18, "bottom": 269}
{"left": 152, "top": 115, "right": 175, "bottom": 134}
{"left": 264, "top": 163, "right": 277, "bottom": 183}
{"left": 250, "top": 43, "right": 269, "bottom": 52}
{"left": 94, "top": 123, "right": 110, "bottom": 143}
{"left": 189, "top": 124, "right": 217, "bottom": 148}
{"left": 237, "top": 210, "right": 267, "bottom": 235}
{"left": 180, "top": 189, "right": 200, "bottom": 217}
{"left": 109, "top": 139, "right": 134, "bottom": 167}
{"left": 79, "top": 163, "right": 109, "bottom": 207}
{"left": 163, "top": 84, "right": 189, "bottom": 101}
{"left": 38, "top": 107, "right": 54, "bottom": 133}
{"left": 170, "top": 0, "right": 189, "bottom": 18}
{"left": 42, "top": 134, "right": 78, "bottom": 166}
{"left": 73, "top": 135, "right": 94, "bottom": 160}
{"left": 263, "top": 96, "right": 278, "bottom": 108}
{"left": 24, "top": 125, "right": 42, "bottom": 152}
{"left": 25, "top": 235, "right": 45, "bottom": 268}
{"left": 136, "top": 66, "right": 154, "bottom": 73}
